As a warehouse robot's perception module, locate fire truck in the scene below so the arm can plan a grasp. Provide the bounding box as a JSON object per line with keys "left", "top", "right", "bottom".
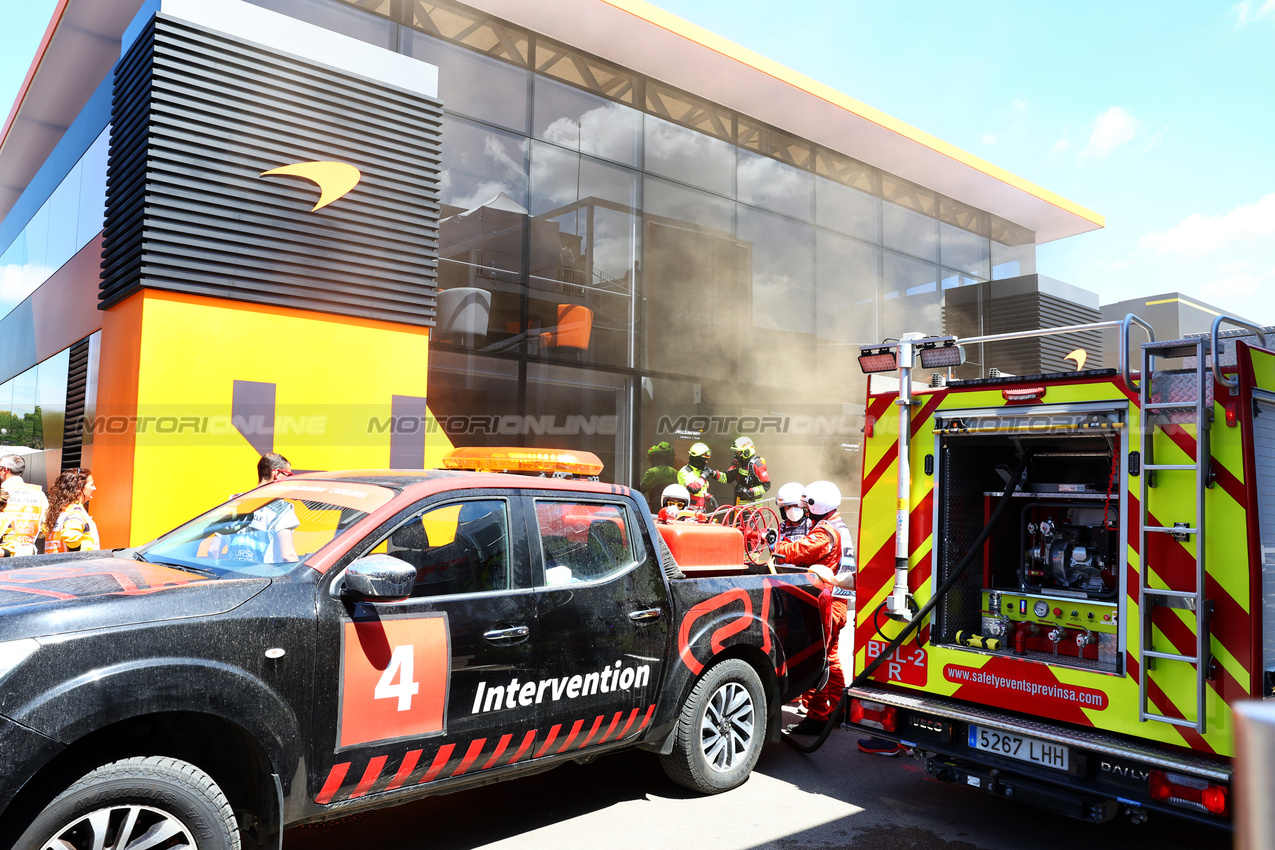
{"left": 843, "top": 313, "right": 1274, "bottom": 826}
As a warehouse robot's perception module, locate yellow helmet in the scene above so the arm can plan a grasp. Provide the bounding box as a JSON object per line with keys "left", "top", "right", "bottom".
{"left": 731, "top": 436, "right": 755, "bottom": 461}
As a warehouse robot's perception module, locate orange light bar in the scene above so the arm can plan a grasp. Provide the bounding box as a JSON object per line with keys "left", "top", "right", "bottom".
{"left": 442, "top": 446, "right": 605, "bottom": 477}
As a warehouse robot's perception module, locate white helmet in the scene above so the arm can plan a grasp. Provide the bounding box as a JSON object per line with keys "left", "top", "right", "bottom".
{"left": 661, "top": 483, "right": 691, "bottom": 508}
{"left": 803, "top": 480, "right": 842, "bottom": 517}
{"left": 776, "top": 481, "right": 806, "bottom": 524}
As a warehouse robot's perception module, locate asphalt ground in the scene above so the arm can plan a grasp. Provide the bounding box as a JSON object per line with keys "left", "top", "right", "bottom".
{"left": 284, "top": 705, "right": 1231, "bottom": 850}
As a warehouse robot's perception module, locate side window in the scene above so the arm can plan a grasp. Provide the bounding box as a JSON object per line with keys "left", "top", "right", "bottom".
{"left": 534, "top": 500, "right": 640, "bottom": 585}
{"left": 381, "top": 499, "right": 511, "bottom": 597}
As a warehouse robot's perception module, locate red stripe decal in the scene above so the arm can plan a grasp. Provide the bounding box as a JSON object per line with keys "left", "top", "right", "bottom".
{"left": 558, "top": 719, "right": 585, "bottom": 753}
{"left": 1161, "top": 425, "right": 1246, "bottom": 508}
{"left": 349, "top": 755, "right": 387, "bottom": 799}
{"left": 578, "top": 715, "right": 605, "bottom": 749}
{"left": 534, "top": 724, "right": 562, "bottom": 758}
{"left": 637, "top": 704, "right": 656, "bottom": 731}
{"left": 1147, "top": 677, "right": 1214, "bottom": 754}
{"left": 452, "top": 738, "right": 487, "bottom": 777}
{"left": 481, "top": 734, "right": 513, "bottom": 771}
{"left": 509, "top": 730, "right": 537, "bottom": 764}
{"left": 910, "top": 394, "right": 943, "bottom": 437}
{"left": 384, "top": 749, "right": 421, "bottom": 791}
{"left": 315, "top": 763, "right": 350, "bottom": 804}
{"left": 861, "top": 446, "right": 898, "bottom": 500}
{"left": 419, "top": 744, "right": 455, "bottom": 783}
{"left": 617, "top": 708, "right": 640, "bottom": 739}
{"left": 598, "top": 712, "right": 623, "bottom": 743}
{"left": 1152, "top": 607, "right": 1246, "bottom": 704}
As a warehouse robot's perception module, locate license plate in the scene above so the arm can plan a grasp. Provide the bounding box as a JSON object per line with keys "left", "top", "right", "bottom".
{"left": 967, "top": 724, "right": 1069, "bottom": 771}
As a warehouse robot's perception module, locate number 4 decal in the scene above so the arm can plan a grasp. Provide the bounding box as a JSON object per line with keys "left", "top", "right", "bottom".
{"left": 339, "top": 614, "right": 450, "bottom": 748}
{"left": 375, "top": 645, "right": 421, "bottom": 711}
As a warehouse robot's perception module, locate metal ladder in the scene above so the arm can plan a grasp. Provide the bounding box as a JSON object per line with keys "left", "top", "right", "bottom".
{"left": 1136, "top": 336, "right": 1212, "bottom": 734}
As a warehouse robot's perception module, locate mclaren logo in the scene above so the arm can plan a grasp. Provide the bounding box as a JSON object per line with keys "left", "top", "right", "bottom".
{"left": 260, "top": 160, "right": 361, "bottom": 211}
{"left": 1064, "top": 348, "right": 1088, "bottom": 371}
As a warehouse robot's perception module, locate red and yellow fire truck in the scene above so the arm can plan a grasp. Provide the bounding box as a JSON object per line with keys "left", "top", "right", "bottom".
{"left": 844, "top": 314, "right": 1273, "bottom": 826}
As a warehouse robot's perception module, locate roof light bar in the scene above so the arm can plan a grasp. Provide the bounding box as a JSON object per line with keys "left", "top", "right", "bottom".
{"left": 442, "top": 446, "right": 604, "bottom": 477}
{"left": 918, "top": 341, "right": 965, "bottom": 369}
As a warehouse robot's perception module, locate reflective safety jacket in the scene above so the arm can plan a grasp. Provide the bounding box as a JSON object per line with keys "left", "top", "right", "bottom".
{"left": 725, "top": 456, "right": 771, "bottom": 504}
{"left": 678, "top": 464, "right": 725, "bottom": 510}
{"left": 44, "top": 503, "right": 100, "bottom": 554}
{"left": 0, "top": 479, "right": 48, "bottom": 557}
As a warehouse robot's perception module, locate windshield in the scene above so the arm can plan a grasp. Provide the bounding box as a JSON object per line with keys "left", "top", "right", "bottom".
{"left": 140, "top": 480, "right": 395, "bottom": 577}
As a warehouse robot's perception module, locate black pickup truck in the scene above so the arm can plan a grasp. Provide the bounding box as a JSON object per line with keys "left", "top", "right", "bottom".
{"left": 0, "top": 469, "right": 825, "bottom": 850}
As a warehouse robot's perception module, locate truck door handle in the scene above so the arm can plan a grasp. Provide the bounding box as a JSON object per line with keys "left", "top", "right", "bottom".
{"left": 629, "top": 608, "right": 663, "bottom": 622}
{"left": 483, "top": 626, "right": 530, "bottom": 644}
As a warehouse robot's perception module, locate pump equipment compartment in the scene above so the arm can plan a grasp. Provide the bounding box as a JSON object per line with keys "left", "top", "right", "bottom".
{"left": 932, "top": 406, "right": 1126, "bottom": 674}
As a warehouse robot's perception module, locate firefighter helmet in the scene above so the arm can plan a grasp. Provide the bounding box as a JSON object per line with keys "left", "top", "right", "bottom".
{"left": 776, "top": 481, "right": 806, "bottom": 524}
{"left": 661, "top": 483, "right": 690, "bottom": 509}
{"left": 802, "top": 480, "right": 842, "bottom": 517}
{"left": 647, "top": 440, "right": 672, "bottom": 459}
{"left": 688, "top": 442, "right": 712, "bottom": 468}
{"left": 731, "top": 436, "right": 756, "bottom": 461}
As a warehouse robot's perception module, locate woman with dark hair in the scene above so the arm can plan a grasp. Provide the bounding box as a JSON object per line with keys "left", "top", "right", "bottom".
{"left": 43, "top": 468, "right": 100, "bottom": 554}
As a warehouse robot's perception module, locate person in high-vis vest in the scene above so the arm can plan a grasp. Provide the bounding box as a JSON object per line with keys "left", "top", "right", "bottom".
{"left": 0, "top": 454, "right": 49, "bottom": 557}
{"left": 773, "top": 480, "right": 863, "bottom": 737}
{"left": 43, "top": 467, "right": 100, "bottom": 554}
{"left": 677, "top": 443, "right": 725, "bottom": 512}
{"left": 724, "top": 436, "right": 771, "bottom": 504}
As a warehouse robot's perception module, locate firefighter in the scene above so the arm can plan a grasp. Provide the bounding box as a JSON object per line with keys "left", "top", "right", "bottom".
{"left": 656, "top": 483, "right": 701, "bottom": 523}
{"left": 773, "top": 480, "right": 862, "bottom": 737}
{"left": 677, "top": 442, "right": 725, "bottom": 512}
{"left": 639, "top": 441, "right": 679, "bottom": 512}
{"left": 724, "top": 436, "right": 770, "bottom": 504}
{"left": 771, "top": 481, "right": 810, "bottom": 565}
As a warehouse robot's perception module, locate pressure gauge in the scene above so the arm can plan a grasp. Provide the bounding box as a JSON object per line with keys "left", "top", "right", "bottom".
{"left": 1033, "top": 600, "right": 1050, "bottom": 618}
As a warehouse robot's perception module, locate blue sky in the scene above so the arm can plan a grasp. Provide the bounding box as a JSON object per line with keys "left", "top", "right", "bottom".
{"left": 4, "top": 0, "right": 1273, "bottom": 321}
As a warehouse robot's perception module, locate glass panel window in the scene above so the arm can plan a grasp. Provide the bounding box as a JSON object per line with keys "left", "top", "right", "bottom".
{"left": 737, "top": 149, "right": 812, "bottom": 222}
{"left": 882, "top": 252, "right": 942, "bottom": 340}
{"left": 940, "top": 221, "right": 990, "bottom": 279}
{"left": 534, "top": 500, "right": 640, "bottom": 585}
{"left": 405, "top": 31, "right": 530, "bottom": 133}
{"left": 525, "top": 363, "right": 631, "bottom": 485}
{"left": 737, "top": 205, "right": 814, "bottom": 334}
{"left": 437, "top": 118, "right": 529, "bottom": 353}
{"left": 817, "top": 230, "right": 879, "bottom": 345}
{"left": 383, "top": 499, "right": 511, "bottom": 597}
{"left": 642, "top": 176, "right": 733, "bottom": 235}
{"left": 883, "top": 202, "right": 938, "bottom": 263}
{"left": 532, "top": 77, "right": 640, "bottom": 167}
{"left": 76, "top": 129, "right": 109, "bottom": 246}
{"left": 643, "top": 115, "right": 734, "bottom": 197}
{"left": 45, "top": 164, "right": 82, "bottom": 272}
{"left": 816, "top": 178, "right": 880, "bottom": 243}
{"left": 243, "top": 0, "right": 396, "bottom": 48}
{"left": 992, "top": 240, "right": 1037, "bottom": 279}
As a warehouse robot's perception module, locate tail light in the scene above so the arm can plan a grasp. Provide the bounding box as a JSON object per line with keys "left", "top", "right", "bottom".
{"left": 1148, "top": 769, "right": 1227, "bottom": 816}
{"left": 849, "top": 699, "right": 897, "bottom": 732}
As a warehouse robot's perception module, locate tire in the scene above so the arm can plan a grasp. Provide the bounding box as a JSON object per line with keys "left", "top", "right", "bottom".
{"left": 15, "top": 756, "right": 240, "bottom": 850}
{"left": 659, "top": 658, "right": 767, "bottom": 794}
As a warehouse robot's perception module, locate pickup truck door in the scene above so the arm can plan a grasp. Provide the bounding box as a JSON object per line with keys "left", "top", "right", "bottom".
{"left": 311, "top": 492, "right": 541, "bottom": 805}
{"left": 526, "top": 494, "right": 670, "bottom": 751}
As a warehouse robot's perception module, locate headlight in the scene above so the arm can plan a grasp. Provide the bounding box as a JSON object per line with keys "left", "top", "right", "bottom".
{"left": 0, "top": 638, "right": 39, "bottom": 683}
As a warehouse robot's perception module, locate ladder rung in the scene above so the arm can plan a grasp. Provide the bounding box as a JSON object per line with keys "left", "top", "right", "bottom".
{"left": 1143, "top": 588, "right": 1199, "bottom": 599}
{"left": 1142, "top": 712, "right": 1200, "bottom": 729}
{"left": 1144, "top": 402, "right": 1200, "bottom": 411}
{"left": 1143, "top": 526, "right": 1197, "bottom": 535}
{"left": 1143, "top": 463, "right": 1198, "bottom": 471}
{"left": 1144, "top": 650, "right": 1198, "bottom": 663}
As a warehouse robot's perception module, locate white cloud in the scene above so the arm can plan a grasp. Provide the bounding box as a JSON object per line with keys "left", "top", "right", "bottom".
{"left": 1232, "top": 0, "right": 1275, "bottom": 27}
{"left": 1137, "top": 126, "right": 1168, "bottom": 155}
{"left": 1051, "top": 138, "right": 1072, "bottom": 154}
{"left": 981, "top": 132, "right": 998, "bottom": 146}
{"left": 1082, "top": 107, "right": 1140, "bottom": 158}
{"left": 1138, "top": 193, "right": 1275, "bottom": 258}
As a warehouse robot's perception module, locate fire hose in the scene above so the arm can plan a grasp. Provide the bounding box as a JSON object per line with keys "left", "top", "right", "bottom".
{"left": 783, "top": 451, "right": 1030, "bottom": 753}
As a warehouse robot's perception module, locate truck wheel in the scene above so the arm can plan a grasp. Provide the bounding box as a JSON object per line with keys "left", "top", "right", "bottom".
{"left": 16, "top": 756, "right": 240, "bottom": 850}
{"left": 659, "top": 658, "right": 766, "bottom": 794}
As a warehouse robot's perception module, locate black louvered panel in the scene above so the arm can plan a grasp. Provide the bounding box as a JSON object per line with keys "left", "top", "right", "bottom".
{"left": 61, "top": 339, "right": 91, "bottom": 471}
{"left": 101, "top": 15, "right": 442, "bottom": 326}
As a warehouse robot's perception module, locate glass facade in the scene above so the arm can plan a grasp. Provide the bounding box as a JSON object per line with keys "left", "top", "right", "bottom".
{"left": 0, "top": 347, "right": 70, "bottom": 492}
{"left": 233, "top": 0, "right": 1040, "bottom": 513}
{"left": 0, "top": 129, "right": 109, "bottom": 321}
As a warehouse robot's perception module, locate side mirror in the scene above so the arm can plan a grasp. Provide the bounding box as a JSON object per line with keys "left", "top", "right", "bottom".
{"left": 341, "top": 554, "right": 416, "bottom": 602}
